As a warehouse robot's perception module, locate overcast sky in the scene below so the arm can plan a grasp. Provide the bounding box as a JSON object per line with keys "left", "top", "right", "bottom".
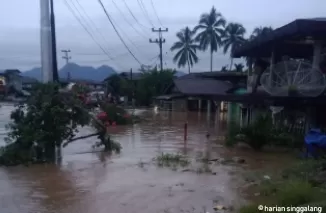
{"left": 0, "top": 0, "right": 325, "bottom": 72}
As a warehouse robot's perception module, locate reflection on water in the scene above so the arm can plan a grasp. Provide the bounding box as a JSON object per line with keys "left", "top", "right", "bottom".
{"left": 0, "top": 105, "right": 290, "bottom": 213}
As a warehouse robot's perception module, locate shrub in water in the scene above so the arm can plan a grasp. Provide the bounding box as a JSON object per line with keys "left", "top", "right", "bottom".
{"left": 241, "top": 114, "right": 273, "bottom": 151}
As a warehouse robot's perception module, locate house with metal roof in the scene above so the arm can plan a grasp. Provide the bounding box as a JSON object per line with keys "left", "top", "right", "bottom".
{"left": 154, "top": 71, "right": 247, "bottom": 118}
{"left": 231, "top": 17, "right": 326, "bottom": 129}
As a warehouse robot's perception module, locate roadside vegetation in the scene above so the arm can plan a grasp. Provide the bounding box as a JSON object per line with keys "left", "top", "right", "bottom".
{"left": 240, "top": 160, "right": 326, "bottom": 213}
{"left": 0, "top": 83, "right": 135, "bottom": 166}
{"left": 226, "top": 114, "right": 303, "bottom": 151}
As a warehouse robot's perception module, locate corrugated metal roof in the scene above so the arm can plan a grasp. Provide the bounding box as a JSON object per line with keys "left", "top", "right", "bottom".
{"left": 174, "top": 78, "right": 233, "bottom": 96}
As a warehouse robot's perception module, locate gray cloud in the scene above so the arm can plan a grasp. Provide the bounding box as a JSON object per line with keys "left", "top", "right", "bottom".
{"left": 0, "top": 0, "right": 325, "bottom": 72}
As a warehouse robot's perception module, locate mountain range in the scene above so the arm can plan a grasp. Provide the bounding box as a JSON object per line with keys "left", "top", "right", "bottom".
{"left": 22, "top": 63, "right": 185, "bottom": 82}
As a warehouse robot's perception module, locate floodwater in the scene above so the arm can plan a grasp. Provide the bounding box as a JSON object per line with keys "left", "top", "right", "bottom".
{"left": 0, "top": 104, "right": 294, "bottom": 213}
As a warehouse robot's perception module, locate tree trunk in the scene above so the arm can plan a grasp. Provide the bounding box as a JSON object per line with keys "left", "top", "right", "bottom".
{"left": 229, "top": 57, "right": 234, "bottom": 71}
{"left": 210, "top": 50, "right": 213, "bottom": 72}
{"left": 44, "top": 142, "right": 56, "bottom": 163}
{"left": 187, "top": 58, "right": 191, "bottom": 74}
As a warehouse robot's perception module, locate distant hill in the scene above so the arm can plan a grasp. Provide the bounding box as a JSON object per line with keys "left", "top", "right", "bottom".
{"left": 21, "top": 63, "right": 186, "bottom": 81}
{"left": 22, "top": 63, "right": 116, "bottom": 82}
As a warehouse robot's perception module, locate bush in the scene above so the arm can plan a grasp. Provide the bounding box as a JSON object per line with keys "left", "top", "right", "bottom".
{"left": 240, "top": 114, "right": 273, "bottom": 151}
{"left": 99, "top": 103, "right": 132, "bottom": 125}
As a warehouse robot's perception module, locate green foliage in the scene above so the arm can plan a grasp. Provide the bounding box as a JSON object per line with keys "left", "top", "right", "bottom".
{"left": 0, "top": 83, "right": 90, "bottom": 165}
{"left": 276, "top": 181, "right": 318, "bottom": 206}
{"left": 135, "top": 68, "right": 175, "bottom": 106}
{"left": 240, "top": 160, "right": 326, "bottom": 212}
{"left": 170, "top": 26, "right": 199, "bottom": 73}
{"left": 240, "top": 114, "right": 273, "bottom": 150}
{"left": 234, "top": 63, "right": 245, "bottom": 72}
{"left": 154, "top": 153, "right": 190, "bottom": 167}
{"left": 194, "top": 6, "right": 226, "bottom": 71}
{"left": 106, "top": 74, "right": 131, "bottom": 97}
{"left": 222, "top": 22, "right": 246, "bottom": 56}
{"left": 99, "top": 103, "right": 131, "bottom": 125}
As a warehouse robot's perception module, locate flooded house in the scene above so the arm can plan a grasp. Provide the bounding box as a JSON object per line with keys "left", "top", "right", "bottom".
{"left": 232, "top": 17, "right": 326, "bottom": 131}
{"left": 154, "top": 71, "right": 247, "bottom": 125}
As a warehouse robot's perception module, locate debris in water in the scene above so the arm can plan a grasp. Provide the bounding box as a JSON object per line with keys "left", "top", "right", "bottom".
{"left": 263, "top": 175, "right": 271, "bottom": 180}
{"left": 213, "top": 205, "right": 227, "bottom": 211}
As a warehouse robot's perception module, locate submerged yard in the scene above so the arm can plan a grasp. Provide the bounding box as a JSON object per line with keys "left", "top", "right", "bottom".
{"left": 0, "top": 105, "right": 308, "bottom": 213}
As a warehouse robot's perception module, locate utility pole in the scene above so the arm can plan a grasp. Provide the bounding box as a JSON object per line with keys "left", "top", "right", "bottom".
{"left": 61, "top": 49, "right": 71, "bottom": 64}
{"left": 40, "top": 0, "right": 53, "bottom": 83}
{"left": 50, "top": 0, "right": 59, "bottom": 82}
{"left": 130, "top": 68, "right": 135, "bottom": 112}
{"left": 149, "top": 27, "right": 168, "bottom": 71}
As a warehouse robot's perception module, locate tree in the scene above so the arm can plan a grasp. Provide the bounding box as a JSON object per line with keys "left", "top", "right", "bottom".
{"left": 250, "top": 26, "right": 273, "bottom": 40}
{"left": 234, "top": 63, "right": 244, "bottom": 72}
{"left": 249, "top": 26, "right": 273, "bottom": 92}
{"left": 222, "top": 22, "right": 246, "bottom": 71}
{"left": 221, "top": 65, "right": 228, "bottom": 72}
{"left": 0, "top": 83, "right": 122, "bottom": 166}
{"left": 170, "top": 27, "right": 199, "bottom": 74}
{"left": 194, "top": 6, "right": 226, "bottom": 72}
{"left": 135, "top": 68, "right": 175, "bottom": 106}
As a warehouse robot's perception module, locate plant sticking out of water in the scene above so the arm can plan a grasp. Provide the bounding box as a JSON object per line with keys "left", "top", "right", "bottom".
{"left": 0, "top": 83, "right": 122, "bottom": 166}
{"left": 154, "top": 153, "right": 190, "bottom": 168}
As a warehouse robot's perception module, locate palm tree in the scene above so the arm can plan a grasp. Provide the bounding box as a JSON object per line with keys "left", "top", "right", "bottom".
{"left": 222, "top": 22, "right": 246, "bottom": 71}
{"left": 244, "top": 26, "right": 273, "bottom": 70}
{"left": 194, "top": 7, "right": 226, "bottom": 72}
{"left": 250, "top": 26, "right": 273, "bottom": 40}
{"left": 170, "top": 27, "right": 199, "bottom": 74}
{"left": 234, "top": 63, "right": 244, "bottom": 72}
{"left": 221, "top": 65, "right": 228, "bottom": 72}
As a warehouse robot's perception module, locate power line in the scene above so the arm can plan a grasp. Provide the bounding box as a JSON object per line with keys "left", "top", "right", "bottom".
{"left": 108, "top": 12, "right": 146, "bottom": 55}
{"left": 121, "top": 0, "right": 149, "bottom": 32}
{"left": 63, "top": 0, "right": 124, "bottom": 69}
{"left": 97, "top": 0, "right": 143, "bottom": 66}
{"left": 150, "top": 0, "right": 164, "bottom": 27}
{"left": 73, "top": 0, "right": 113, "bottom": 53}
{"left": 137, "top": 0, "right": 154, "bottom": 27}
{"left": 111, "top": 0, "right": 148, "bottom": 39}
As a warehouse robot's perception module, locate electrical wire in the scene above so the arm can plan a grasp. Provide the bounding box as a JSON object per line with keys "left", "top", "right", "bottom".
{"left": 73, "top": 0, "right": 113, "bottom": 52}
{"left": 150, "top": 0, "right": 164, "bottom": 27}
{"left": 63, "top": 0, "right": 124, "bottom": 69}
{"left": 111, "top": 0, "right": 148, "bottom": 39}
{"left": 73, "top": 0, "right": 145, "bottom": 58}
{"left": 97, "top": 0, "right": 144, "bottom": 66}
{"left": 108, "top": 12, "right": 146, "bottom": 54}
{"left": 137, "top": 0, "right": 154, "bottom": 27}
{"left": 121, "top": 0, "right": 150, "bottom": 32}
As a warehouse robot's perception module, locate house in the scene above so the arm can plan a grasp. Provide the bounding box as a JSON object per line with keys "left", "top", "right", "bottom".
{"left": 232, "top": 17, "right": 326, "bottom": 130}
{"left": 22, "top": 76, "right": 39, "bottom": 91}
{"left": 154, "top": 71, "right": 247, "bottom": 122}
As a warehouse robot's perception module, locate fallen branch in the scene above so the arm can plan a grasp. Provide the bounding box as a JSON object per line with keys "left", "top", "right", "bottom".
{"left": 62, "top": 132, "right": 101, "bottom": 147}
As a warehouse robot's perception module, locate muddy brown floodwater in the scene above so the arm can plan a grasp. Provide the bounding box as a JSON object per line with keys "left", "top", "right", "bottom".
{"left": 0, "top": 105, "right": 294, "bottom": 213}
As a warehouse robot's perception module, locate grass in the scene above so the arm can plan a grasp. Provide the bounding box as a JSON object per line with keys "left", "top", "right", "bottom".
{"left": 154, "top": 153, "right": 190, "bottom": 168}
{"left": 240, "top": 160, "right": 326, "bottom": 213}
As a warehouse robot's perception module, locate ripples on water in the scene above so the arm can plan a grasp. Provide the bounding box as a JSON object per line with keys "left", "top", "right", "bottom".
{"left": 0, "top": 105, "right": 283, "bottom": 213}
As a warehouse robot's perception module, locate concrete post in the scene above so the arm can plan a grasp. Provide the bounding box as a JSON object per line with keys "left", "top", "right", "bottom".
{"left": 198, "top": 99, "right": 202, "bottom": 111}
{"left": 40, "top": 0, "right": 53, "bottom": 83}
{"left": 312, "top": 41, "right": 322, "bottom": 69}
{"left": 207, "top": 100, "right": 211, "bottom": 119}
